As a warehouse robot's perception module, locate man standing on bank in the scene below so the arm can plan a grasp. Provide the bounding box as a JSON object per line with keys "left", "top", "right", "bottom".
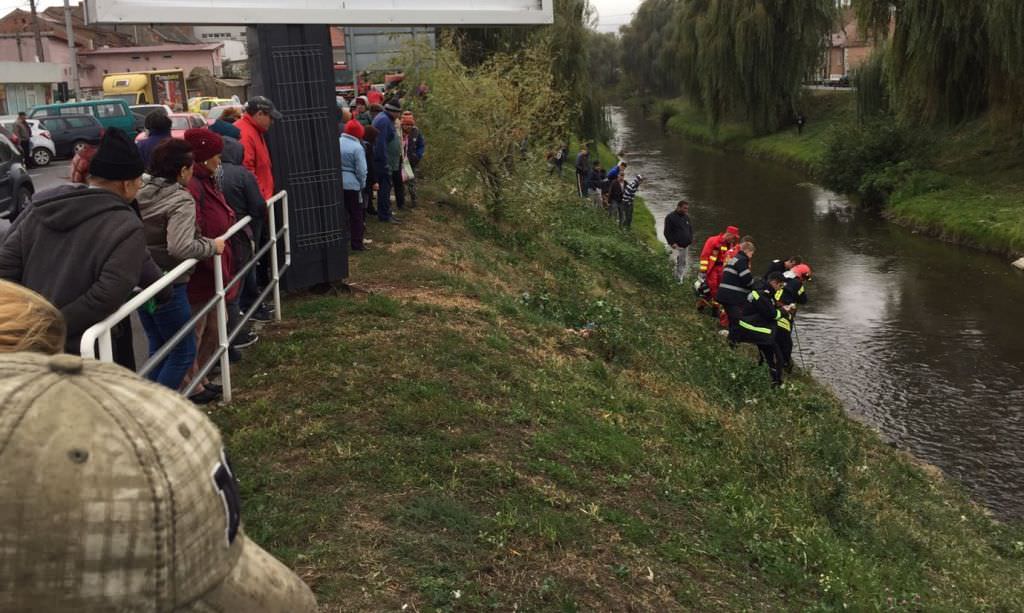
{"left": 663, "top": 199, "right": 693, "bottom": 282}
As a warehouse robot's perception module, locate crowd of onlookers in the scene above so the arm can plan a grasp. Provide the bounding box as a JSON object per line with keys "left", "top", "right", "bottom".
{"left": 570, "top": 144, "right": 645, "bottom": 230}
{"left": 0, "top": 89, "right": 424, "bottom": 406}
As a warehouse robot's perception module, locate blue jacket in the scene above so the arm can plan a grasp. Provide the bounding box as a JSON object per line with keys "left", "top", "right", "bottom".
{"left": 340, "top": 133, "right": 367, "bottom": 191}
{"left": 372, "top": 112, "right": 395, "bottom": 172}
{"left": 137, "top": 129, "right": 170, "bottom": 171}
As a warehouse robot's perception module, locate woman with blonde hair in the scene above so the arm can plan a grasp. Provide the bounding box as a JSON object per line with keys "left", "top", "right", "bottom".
{"left": 0, "top": 280, "right": 66, "bottom": 354}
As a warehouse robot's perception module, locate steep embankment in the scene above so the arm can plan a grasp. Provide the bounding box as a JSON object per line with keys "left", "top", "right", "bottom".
{"left": 217, "top": 171, "right": 1024, "bottom": 610}
{"left": 656, "top": 92, "right": 1024, "bottom": 257}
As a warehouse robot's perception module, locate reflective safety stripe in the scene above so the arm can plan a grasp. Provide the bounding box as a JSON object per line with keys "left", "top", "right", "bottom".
{"left": 777, "top": 318, "right": 792, "bottom": 332}
{"left": 738, "top": 269, "right": 751, "bottom": 277}
{"left": 709, "top": 256, "right": 717, "bottom": 262}
{"left": 723, "top": 267, "right": 737, "bottom": 275}
{"left": 718, "top": 283, "right": 749, "bottom": 294}
{"left": 798, "top": 285, "right": 806, "bottom": 295}
{"left": 739, "top": 320, "right": 772, "bottom": 335}
{"left": 774, "top": 288, "right": 783, "bottom": 301}
{"left": 747, "top": 291, "right": 759, "bottom": 302}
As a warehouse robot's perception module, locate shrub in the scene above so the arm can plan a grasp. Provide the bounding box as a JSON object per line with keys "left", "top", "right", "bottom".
{"left": 821, "top": 120, "right": 934, "bottom": 205}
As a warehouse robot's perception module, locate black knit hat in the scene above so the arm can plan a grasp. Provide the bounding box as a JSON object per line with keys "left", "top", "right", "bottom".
{"left": 88, "top": 128, "right": 144, "bottom": 180}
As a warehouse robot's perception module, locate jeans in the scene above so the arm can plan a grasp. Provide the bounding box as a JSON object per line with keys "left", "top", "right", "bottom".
{"left": 391, "top": 170, "right": 406, "bottom": 210}
{"left": 621, "top": 202, "right": 634, "bottom": 228}
{"left": 138, "top": 284, "right": 196, "bottom": 390}
{"left": 344, "top": 189, "right": 365, "bottom": 249}
{"left": 377, "top": 165, "right": 393, "bottom": 221}
{"left": 672, "top": 246, "right": 688, "bottom": 282}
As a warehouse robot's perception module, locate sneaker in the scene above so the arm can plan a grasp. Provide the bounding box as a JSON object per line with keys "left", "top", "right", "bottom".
{"left": 234, "top": 330, "right": 259, "bottom": 349}
{"left": 188, "top": 387, "right": 221, "bottom": 405}
{"left": 250, "top": 305, "right": 273, "bottom": 322}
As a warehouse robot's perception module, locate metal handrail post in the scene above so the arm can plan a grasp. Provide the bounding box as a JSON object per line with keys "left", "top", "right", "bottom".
{"left": 269, "top": 191, "right": 282, "bottom": 322}
{"left": 213, "top": 254, "right": 232, "bottom": 403}
{"left": 282, "top": 191, "right": 291, "bottom": 269}
{"left": 98, "top": 330, "right": 114, "bottom": 362}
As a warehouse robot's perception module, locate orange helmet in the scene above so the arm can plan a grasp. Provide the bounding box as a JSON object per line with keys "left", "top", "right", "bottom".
{"left": 791, "top": 263, "right": 812, "bottom": 279}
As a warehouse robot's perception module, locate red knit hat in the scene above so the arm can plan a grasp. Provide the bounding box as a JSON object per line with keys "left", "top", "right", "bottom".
{"left": 183, "top": 128, "right": 223, "bottom": 163}
{"left": 343, "top": 119, "right": 365, "bottom": 140}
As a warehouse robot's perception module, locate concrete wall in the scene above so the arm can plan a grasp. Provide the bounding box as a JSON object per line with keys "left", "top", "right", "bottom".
{"left": 0, "top": 36, "right": 73, "bottom": 68}
{"left": 78, "top": 47, "right": 222, "bottom": 89}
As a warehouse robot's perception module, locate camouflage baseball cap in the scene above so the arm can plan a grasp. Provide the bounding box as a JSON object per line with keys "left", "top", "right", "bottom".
{"left": 0, "top": 353, "right": 317, "bottom": 612}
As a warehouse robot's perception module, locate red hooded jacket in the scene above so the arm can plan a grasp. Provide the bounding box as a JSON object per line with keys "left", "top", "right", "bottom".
{"left": 187, "top": 163, "right": 238, "bottom": 304}
{"left": 236, "top": 113, "right": 275, "bottom": 200}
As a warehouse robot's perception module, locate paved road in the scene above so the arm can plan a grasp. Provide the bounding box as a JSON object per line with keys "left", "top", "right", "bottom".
{"left": 29, "top": 159, "right": 73, "bottom": 192}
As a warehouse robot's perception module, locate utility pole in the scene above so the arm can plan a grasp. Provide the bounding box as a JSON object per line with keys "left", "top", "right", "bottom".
{"left": 63, "top": 0, "right": 80, "bottom": 100}
{"left": 28, "top": 0, "right": 45, "bottom": 62}
{"left": 344, "top": 27, "right": 357, "bottom": 98}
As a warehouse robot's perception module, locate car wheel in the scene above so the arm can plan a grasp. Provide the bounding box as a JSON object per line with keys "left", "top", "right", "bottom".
{"left": 32, "top": 147, "right": 52, "bottom": 167}
{"left": 13, "top": 186, "right": 31, "bottom": 220}
{"left": 72, "top": 140, "right": 88, "bottom": 155}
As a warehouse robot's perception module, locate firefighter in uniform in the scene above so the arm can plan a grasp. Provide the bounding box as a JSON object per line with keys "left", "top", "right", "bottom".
{"left": 695, "top": 225, "right": 739, "bottom": 315}
{"left": 763, "top": 255, "right": 802, "bottom": 281}
{"left": 731, "top": 272, "right": 790, "bottom": 386}
{"left": 715, "top": 239, "right": 756, "bottom": 333}
{"left": 773, "top": 263, "right": 811, "bottom": 372}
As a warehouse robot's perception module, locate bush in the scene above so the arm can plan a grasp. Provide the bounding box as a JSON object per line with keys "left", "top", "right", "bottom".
{"left": 821, "top": 120, "right": 934, "bottom": 205}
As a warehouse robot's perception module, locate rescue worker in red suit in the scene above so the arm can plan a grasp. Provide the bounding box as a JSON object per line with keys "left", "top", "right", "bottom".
{"left": 697, "top": 225, "right": 739, "bottom": 313}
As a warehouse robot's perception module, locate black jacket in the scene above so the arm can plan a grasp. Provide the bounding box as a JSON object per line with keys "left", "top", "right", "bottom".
{"left": 763, "top": 259, "right": 787, "bottom": 281}
{"left": 663, "top": 211, "right": 693, "bottom": 248}
{"left": 0, "top": 184, "right": 153, "bottom": 353}
{"left": 716, "top": 251, "right": 754, "bottom": 306}
{"left": 737, "top": 281, "right": 783, "bottom": 341}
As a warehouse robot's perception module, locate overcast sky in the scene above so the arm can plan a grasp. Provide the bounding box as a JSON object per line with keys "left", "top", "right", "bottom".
{"left": 590, "top": 0, "right": 642, "bottom": 33}
{"left": 0, "top": 0, "right": 643, "bottom": 34}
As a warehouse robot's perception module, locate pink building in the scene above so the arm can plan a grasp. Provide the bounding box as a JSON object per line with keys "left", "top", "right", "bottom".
{"left": 77, "top": 43, "right": 224, "bottom": 90}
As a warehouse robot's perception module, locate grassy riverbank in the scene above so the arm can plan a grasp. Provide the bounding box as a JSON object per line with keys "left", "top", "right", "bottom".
{"left": 217, "top": 169, "right": 1024, "bottom": 610}
{"left": 655, "top": 92, "right": 1024, "bottom": 256}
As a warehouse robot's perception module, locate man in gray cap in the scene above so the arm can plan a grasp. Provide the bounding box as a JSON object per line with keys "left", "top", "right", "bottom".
{"left": 0, "top": 352, "right": 318, "bottom": 612}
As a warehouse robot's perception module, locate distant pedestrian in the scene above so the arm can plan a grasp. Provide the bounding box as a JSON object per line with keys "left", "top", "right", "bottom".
{"left": 555, "top": 143, "right": 568, "bottom": 176}
{"left": 372, "top": 99, "right": 403, "bottom": 223}
{"left": 12, "top": 112, "right": 32, "bottom": 167}
{"left": 608, "top": 173, "right": 625, "bottom": 222}
{"left": 796, "top": 113, "right": 806, "bottom": 135}
{"left": 620, "top": 174, "right": 644, "bottom": 228}
{"left": 401, "top": 112, "right": 425, "bottom": 208}
{"left": 136, "top": 110, "right": 172, "bottom": 171}
{"left": 587, "top": 161, "right": 606, "bottom": 209}
{"left": 362, "top": 125, "right": 379, "bottom": 216}
{"left": 575, "top": 145, "right": 590, "bottom": 197}
{"left": 663, "top": 199, "right": 693, "bottom": 282}
{"left": 607, "top": 160, "right": 627, "bottom": 182}
{"left": 340, "top": 119, "right": 368, "bottom": 251}
{"left": 353, "top": 96, "right": 372, "bottom": 127}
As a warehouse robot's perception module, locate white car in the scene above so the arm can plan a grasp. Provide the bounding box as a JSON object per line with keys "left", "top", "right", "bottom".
{"left": 0, "top": 116, "right": 57, "bottom": 167}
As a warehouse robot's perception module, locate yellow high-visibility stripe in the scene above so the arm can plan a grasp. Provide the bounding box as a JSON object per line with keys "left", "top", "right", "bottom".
{"left": 739, "top": 320, "right": 772, "bottom": 335}
{"left": 777, "top": 318, "right": 792, "bottom": 332}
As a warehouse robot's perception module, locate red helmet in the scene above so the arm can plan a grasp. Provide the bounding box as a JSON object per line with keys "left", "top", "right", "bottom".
{"left": 791, "top": 263, "right": 812, "bottom": 279}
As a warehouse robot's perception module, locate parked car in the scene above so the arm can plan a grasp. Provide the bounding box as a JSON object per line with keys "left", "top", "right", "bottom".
{"left": 29, "top": 99, "right": 135, "bottom": 133}
{"left": 0, "top": 116, "right": 57, "bottom": 167}
{"left": 34, "top": 114, "right": 104, "bottom": 159}
{"left": 130, "top": 104, "right": 174, "bottom": 132}
{"left": 0, "top": 133, "right": 34, "bottom": 221}
{"left": 189, "top": 97, "right": 237, "bottom": 116}
{"left": 134, "top": 112, "right": 207, "bottom": 142}
{"left": 206, "top": 104, "right": 243, "bottom": 124}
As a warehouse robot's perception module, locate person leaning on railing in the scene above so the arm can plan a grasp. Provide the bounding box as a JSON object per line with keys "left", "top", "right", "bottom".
{"left": 136, "top": 138, "right": 226, "bottom": 393}
{"left": 183, "top": 128, "right": 238, "bottom": 405}
{"left": 0, "top": 279, "right": 66, "bottom": 355}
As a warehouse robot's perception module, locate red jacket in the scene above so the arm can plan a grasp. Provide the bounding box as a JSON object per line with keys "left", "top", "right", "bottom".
{"left": 699, "top": 233, "right": 732, "bottom": 274}
{"left": 236, "top": 113, "right": 275, "bottom": 200}
{"left": 187, "top": 163, "right": 238, "bottom": 304}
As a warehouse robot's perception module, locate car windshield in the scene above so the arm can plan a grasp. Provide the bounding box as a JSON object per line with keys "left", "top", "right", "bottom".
{"left": 170, "top": 116, "right": 190, "bottom": 130}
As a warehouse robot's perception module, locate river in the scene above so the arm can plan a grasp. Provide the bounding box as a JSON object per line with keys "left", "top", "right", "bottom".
{"left": 607, "top": 106, "right": 1024, "bottom": 520}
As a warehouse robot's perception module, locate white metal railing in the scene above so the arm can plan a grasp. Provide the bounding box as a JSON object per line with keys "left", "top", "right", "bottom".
{"left": 80, "top": 190, "right": 291, "bottom": 402}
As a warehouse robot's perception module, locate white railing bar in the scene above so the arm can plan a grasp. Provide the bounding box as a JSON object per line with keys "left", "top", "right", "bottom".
{"left": 138, "top": 294, "right": 220, "bottom": 377}
{"left": 269, "top": 192, "right": 282, "bottom": 322}
{"left": 80, "top": 258, "right": 198, "bottom": 358}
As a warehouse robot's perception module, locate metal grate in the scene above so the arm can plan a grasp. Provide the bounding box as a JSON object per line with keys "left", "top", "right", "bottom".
{"left": 270, "top": 43, "right": 346, "bottom": 249}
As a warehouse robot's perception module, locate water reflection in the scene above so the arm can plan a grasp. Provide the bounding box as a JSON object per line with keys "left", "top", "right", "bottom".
{"left": 609, "top": 106, "right": 1024, "bottom": 519}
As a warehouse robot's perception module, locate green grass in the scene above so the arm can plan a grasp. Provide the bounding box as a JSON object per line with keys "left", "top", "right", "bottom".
{"left": 652, "top": 92, "right": 1024, "bottom": 256}
{"left": 217, "top": 166, "right": 1024, "bottom": 610}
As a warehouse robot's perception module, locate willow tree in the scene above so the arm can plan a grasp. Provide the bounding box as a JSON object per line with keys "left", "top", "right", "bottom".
{"left": 621, "top": 0, "right": 835, "bottom": 134}
{"left": 854, "top": 0, "right": 1024, "bottom": 124}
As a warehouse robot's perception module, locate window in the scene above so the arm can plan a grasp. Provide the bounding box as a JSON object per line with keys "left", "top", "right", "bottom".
{"left": 96, "top": 103, "right": 126, "bottom": 118}
{"left": 65, "top": 116, "right": 97, "bottom": 128}
{"left": 59, "top": 105, "right": 88, "bottom": 116}
{"left": 191, "top": 115, "right": 206, "bottom": 128}
{"left": 40, "top": 118, "right": 64, "bottom": 131}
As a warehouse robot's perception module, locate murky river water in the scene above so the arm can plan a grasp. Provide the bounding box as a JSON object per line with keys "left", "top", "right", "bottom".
{"left": 608, "top": 106, "right": 1024, "bottom": 519}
